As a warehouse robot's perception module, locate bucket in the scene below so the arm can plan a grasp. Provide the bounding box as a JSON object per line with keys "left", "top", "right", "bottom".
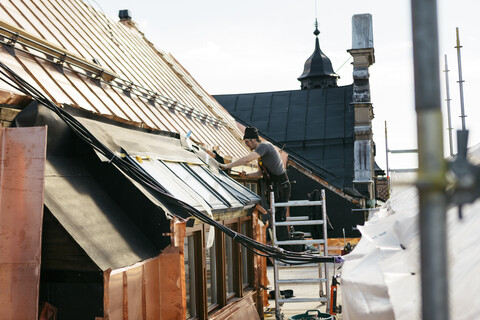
{"left": 289, "top": 310, "right": 333, "bottom": 320}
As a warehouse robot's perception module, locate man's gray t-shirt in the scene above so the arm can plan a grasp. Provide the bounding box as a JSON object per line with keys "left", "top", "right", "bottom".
{"left": 254, "top": 142, "right": 285, "bottom": 176}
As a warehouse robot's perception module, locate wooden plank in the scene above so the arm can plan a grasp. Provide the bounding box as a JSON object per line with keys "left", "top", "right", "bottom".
{"left": 0, "top": 89, "right": 32, "bottom": 106}
{"left": 0, "top": 107, "right": 20, "bottom": 121}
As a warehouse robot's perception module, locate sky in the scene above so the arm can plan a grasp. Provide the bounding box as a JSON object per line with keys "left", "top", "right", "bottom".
{"left": 93, "top": 0, "right": 480, "bottom": 171}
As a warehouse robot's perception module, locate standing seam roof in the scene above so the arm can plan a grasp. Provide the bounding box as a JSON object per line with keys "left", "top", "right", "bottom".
{"left": 0, "top": 0, "right": 248, "bottom": 160}
{"left": 214, "top": 85, "right": 355, "bottom": 190}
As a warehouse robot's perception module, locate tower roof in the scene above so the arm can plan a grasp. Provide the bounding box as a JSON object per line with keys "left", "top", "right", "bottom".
{"left": 298, "top": 21, "right": 339, "bottom": 89}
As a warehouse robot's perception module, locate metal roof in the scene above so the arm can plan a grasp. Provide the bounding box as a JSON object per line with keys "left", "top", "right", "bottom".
{"left": 0, "top": 0, "right": 247, "bottom": 160}
{"left": 298, "top": 32, "right": 338, "bottom": 81}
{"left": 214, "top": 85, "right": 356, "bottom": 190}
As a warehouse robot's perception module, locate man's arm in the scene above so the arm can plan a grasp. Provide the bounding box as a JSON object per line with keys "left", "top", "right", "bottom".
{"left": 242, "top": 168, "right": 262, "bottom": 178}
{"left": 219, "top": 151, "right": 260, "bottom": 170}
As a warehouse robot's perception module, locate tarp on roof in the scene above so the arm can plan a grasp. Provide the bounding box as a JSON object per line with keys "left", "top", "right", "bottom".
{"left": 214, "top": 85, "right": 355, "bottom": 190}
{"left": 13, "top": 100, "right": 260, "bottom": 270}
{"left": 77, "top": 116, "right": 203, "bottom": 165}
{"left": 67, "top": 106, "right": 260, "bottom": 213}
{"left": 44, "top": 156, "right": 159, "bottom": 271}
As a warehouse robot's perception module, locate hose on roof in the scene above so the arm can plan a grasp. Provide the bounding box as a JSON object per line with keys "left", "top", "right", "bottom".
{"left": 0, "top": 61, "right": 338, "bottom": 265}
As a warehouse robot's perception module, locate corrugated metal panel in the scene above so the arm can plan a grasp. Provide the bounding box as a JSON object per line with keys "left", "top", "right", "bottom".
{"left": 0, "top": 0, "right": 249, "bottom": 161}
{"left": 0, "top": 126, "right": 47, "bottom": 319}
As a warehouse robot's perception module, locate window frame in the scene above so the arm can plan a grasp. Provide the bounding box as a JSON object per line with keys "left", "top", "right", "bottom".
{"left": 240, "top": 216, "right": 254, "bottom": 292}
{"left": 184, "top": 216, "right": 255, "bottom": 319}
{"left": 184, "top": 226, "right": 204, "bottom": 319}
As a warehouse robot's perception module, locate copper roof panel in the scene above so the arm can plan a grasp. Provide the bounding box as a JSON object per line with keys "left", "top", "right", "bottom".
{"left": 0, "top": 127, "right": 47, "bottom": 319}
{"left": 0, "top": 0, "right": 249, "bottom": 160}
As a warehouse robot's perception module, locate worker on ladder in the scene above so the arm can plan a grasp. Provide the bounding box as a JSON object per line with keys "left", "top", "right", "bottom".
{"left": 220, "top": 126, "right": 291, "bottom": 244}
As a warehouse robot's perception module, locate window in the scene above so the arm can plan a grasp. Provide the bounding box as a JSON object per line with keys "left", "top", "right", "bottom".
{"left": 241, "top": 221, "right": 253, "bottom": 289}
{"left": 205, "top": 227, "right": 218, "bottom": 309}
{"left": 224, "top": 222, "right": 239, "bottom": 299}
{"left": 188, "top": 165, "right": 243, "bottom": 208}
{"left": 163, "top": 161, "right": 227, "bottom": 210}
{"left": 214, "top": 169, "right": 260, "bottom": 202}
{"left": 184, "top": 234, "right": 197, "bottom": 319}
{"left": 185, "top": 218, "right": 254, "bottom": 318}
{"left": 245, "top": 182, "right": 258, "bottom": 195}
{"left": 225, "top": 233, "right": 234, "bottom": 297}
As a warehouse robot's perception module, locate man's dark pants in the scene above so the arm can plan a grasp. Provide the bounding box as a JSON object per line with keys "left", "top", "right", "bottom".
{"left": 273, "top": 180, "right": 291, "bottom": 243}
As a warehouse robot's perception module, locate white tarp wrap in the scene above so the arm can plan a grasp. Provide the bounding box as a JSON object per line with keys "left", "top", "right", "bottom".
{"left": 342, "top": 157, "right": 480, "bottom": 320}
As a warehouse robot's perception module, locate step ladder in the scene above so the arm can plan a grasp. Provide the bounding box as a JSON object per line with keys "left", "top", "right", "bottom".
{"left": 270, "top": 189, "right": 330, "bottom": 318}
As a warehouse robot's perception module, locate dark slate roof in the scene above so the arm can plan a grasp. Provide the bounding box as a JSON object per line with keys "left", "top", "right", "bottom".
{"left": 214, "top": 85, "right": 355, "bottom": 190}
{"left": 298, "top": 36, "right": 338, "bottom": 81}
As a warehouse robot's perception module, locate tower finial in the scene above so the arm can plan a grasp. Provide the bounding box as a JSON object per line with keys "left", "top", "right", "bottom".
{"left": 314, "top": 18, "right": 320, "bottom": 37}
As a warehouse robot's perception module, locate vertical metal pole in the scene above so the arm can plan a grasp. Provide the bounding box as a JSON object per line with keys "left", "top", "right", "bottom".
{"left": 411, "top": 1, "right": 449, "bottom": 320}
{"left": 321, "top": 189, "right": 330, "bottom": 314}
{"left": 270, "top": 191, "right": 281, "bottom": 318}
{"left": 444, "top": 55, "right": 454, "bottom": 156}
{"left": 455, "top": 27, "right": 467, "bottom": 130}
{"left": 384, "top": 121, "right": 390, "bottom": 190}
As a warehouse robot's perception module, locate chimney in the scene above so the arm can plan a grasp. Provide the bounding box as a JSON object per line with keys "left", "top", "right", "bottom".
{"left": 347, "top": 14, "right": 376, "bottom": 205}
{"left": 118, "top": 9, "right": 132, "bottom": 21}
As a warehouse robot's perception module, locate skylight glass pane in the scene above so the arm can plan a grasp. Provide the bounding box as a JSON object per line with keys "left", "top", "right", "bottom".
{"left": 215, "top": 169, "right": 261, "bottom": 201}
{"left": 163, "top": 161, "right": 227, "bottom": 210}
{"left": 187, "top": 164, "right": 243, "bottom": 209}
{"left": 129, "top": 157, "right": 206, "bottom": 211}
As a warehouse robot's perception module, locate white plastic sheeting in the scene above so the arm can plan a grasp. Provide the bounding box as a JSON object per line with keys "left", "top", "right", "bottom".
{"left": 342, "top": 156, "right": 480, "bottom": 320}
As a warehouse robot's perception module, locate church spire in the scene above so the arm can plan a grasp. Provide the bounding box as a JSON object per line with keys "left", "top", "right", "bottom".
{"left": 298, "top": 19, "right": 339, "bottom": 89}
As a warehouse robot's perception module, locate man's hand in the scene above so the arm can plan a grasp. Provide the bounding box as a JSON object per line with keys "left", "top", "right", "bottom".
{"left": 239, "top": 171, "right": 247, "bottom": 178}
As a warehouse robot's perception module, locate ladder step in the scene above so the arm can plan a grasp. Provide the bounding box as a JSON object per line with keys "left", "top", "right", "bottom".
{"left": 277, "top": 297, "right": 328, "bottom": 303}
{"left": 273, "top": 200, "right": 323, "bottom": 208}
{"left": 277, "top": 278, "right": 327, "bottom": 284}
{"left": 286, "top": 216, "right": 310, "bottom": 221}
{"left": 275, "top": 239, "right": 325, "bottom": 245}
{"left": 277, "top": 263, "right": 323, "bottom": 268}
{"left": 275, "top": 219, "right": 324, "bottom": 226}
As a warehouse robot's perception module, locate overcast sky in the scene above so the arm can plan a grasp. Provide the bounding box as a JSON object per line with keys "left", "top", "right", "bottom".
{"left": 95, "top": 0, "right": 480, "bottom": 171}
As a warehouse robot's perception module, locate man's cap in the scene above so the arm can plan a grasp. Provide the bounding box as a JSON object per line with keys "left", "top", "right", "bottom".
{"left": 243, "top": 126, "right": 259, "bottom": 140}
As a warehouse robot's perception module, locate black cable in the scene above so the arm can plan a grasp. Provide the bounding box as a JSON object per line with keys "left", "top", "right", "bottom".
{"left": 0, "top": 61, "right": 337, "bottom": 264}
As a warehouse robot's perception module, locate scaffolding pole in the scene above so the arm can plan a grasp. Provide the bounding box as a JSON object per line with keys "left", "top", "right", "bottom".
{"left": 411, "top": 1, "right": 448, "bottom": 320}
{"left": 443, "top": 54, "right": 454, "bottom": 156}
{"left": 384, "top": 121, "right": 390, "bottom": 181}
{"left": 455, "top": 27, "right": 467, "bottom": 130}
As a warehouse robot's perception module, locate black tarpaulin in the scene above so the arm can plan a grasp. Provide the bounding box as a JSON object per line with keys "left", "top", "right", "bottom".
{"left": 44, "top": 156, "right": 160, "bottom": 271}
